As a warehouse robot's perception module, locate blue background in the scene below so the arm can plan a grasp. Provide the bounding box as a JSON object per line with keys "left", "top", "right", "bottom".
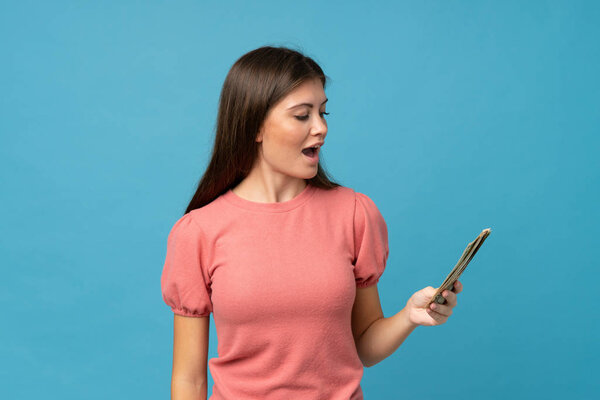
{"left": 2, "top": 1, "right": 598, "bottom": 399}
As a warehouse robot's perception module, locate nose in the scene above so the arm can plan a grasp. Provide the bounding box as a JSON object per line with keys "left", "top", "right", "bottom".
{"left": 311, "top": 112, "right": 328, "bottom": 138}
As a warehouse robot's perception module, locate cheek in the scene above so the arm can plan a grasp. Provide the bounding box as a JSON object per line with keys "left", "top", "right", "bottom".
{"left": 264, "top": 127, "right": 304, "bottom": 157}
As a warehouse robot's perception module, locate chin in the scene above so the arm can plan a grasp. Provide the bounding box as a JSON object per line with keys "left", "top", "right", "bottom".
{"left": 290, "top": 170, "right": 318, "bottom": 180}
{"left": 306, "top": 168, "right": 319, "bottom": 179}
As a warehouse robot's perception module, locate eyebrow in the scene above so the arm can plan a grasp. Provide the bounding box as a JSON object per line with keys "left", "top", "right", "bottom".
{"left": 286, "top": 98, "right": 328, "bottom": 110}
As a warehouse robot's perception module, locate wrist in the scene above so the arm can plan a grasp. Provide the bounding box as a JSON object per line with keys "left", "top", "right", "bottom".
{"left": 401, "top": 304, "right": 420, "bottom": 329}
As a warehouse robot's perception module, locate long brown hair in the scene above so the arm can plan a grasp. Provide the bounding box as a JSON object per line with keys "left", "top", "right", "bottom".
{"left": 184, "top": 45, "right": 342, "bottom": 215}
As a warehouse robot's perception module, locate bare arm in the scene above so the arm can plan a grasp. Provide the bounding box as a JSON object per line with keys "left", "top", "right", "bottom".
{"left": 354, "top": 281, "right": 464, "bottom": 367}
{"left": 352, "top": 284, "right": 417, "bottom": 368}
{"left": 171, "top": 314, "right": 210, "bottom": 400}
{"left": 355, "top": 306, "right": 418, "bottom": 368}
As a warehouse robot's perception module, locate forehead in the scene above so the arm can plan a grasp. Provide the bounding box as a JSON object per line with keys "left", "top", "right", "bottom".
{"left": 280, "top": 79, "right": 326, "bottom": 108}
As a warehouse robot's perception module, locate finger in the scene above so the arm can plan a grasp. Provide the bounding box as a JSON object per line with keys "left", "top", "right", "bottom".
{"left": 453, "top": 280, "right": 463, "bottom": 294}
{"left": 429, "top": 302, "right": 453, "bottom": 317}
{"left": 429, "top": 304, "right": 452, "bottom": 318}
{"left": 441, "top": 289, "right": 457, "bottom": 307}
{"left": 426, "top": 308, "right": 449, "bottom": 323}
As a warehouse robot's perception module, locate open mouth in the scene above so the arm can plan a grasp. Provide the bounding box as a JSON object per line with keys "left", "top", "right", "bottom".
{"left": 301, "top": 145, "right": 319, "bottom": 162}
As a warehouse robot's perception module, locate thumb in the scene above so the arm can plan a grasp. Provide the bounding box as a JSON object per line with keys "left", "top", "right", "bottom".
{"left": 424, "top": 286, "right": 437, "bottom": 296}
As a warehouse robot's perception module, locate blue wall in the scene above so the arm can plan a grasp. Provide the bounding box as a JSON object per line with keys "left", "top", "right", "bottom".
{"left": 2, "top": 1, "right": 598, "bottom": 398}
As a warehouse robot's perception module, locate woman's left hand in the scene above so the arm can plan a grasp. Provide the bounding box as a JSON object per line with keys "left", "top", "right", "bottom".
{"left": 405, "top": 280, "right": 463, "bottom": 326}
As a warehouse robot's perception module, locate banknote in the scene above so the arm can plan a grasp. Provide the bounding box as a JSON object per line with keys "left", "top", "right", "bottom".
{"left": 426, "top": 228, "right": 491, "bottom": 308}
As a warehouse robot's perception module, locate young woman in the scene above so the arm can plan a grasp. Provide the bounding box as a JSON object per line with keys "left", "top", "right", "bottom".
{"left": 161, "top": 45, "right": 462, "bottom": 400}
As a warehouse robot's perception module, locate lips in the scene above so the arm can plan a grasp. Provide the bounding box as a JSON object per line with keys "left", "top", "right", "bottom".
{"left": 302, "top": 141, "right": 323, "bottom": 154}
{"left": 303, "top": 142, "right": 324, "bottom": 150}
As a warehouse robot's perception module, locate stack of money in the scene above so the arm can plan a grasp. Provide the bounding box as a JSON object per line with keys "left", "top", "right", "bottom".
{"left": 427, "top": 228, "right": 492, "bottom": 308}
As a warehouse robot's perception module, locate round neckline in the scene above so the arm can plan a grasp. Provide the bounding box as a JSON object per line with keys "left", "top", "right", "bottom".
{"left": 222, "top": 183, "right": 317, "bottom": 213}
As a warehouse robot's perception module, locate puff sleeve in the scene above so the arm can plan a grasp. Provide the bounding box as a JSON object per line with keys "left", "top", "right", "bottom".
{"left": 352, "top": 191, "right": 390, "bottom": 288}
{"left": 160, "top": 213, "right": 213, "bottom": 317}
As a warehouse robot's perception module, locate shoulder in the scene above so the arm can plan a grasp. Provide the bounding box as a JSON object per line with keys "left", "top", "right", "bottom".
{"left": 350, "top": 189, "right": 387, "bottom": 230}
{"left": 325, "top": 185, "right": 381, "bottom": 210}
{"left": 353, "top": 191, "right": 381, "bottom": 212}
{"left": 167, "top": 212, "right": 204, "bottom": 244}
{"left": 313, "top": 184, "right": 355, "bottom": 205}
{"left": 174, "top": 197, "right": 226, "bottom": 234}
{"left": 312, "top": 185, "right": 384, "bottom": 215}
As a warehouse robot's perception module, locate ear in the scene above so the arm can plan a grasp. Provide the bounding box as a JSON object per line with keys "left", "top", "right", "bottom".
{"left": 255, "top": 127, "right": 263, "bottom": 143}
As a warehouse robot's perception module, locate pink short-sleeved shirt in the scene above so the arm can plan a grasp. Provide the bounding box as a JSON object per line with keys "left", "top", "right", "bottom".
{"left": 161, "top": 183, "right": 389, "bottom": 399}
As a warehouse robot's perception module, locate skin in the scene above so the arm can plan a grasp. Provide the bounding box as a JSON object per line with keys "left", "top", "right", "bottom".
{"left": 231, "top": 77, "right": 328, "bottom": 202}
{"left": 354, "top": 281, "right": 463, "bottom": 368}
{"left": 172, "top": 315, "right": 209, "bottom": 399}
{"left": 407, "top": 280, "right": 463, "bottom": 325}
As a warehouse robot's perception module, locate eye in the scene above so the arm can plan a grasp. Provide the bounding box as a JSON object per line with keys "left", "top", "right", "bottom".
{"left": 295, "top": 112, "right": 330, "bottom": 121}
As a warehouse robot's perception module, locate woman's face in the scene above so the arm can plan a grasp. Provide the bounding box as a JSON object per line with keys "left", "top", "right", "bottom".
{"left": 255, "top": 77, "right": 328, "bottom": 180}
